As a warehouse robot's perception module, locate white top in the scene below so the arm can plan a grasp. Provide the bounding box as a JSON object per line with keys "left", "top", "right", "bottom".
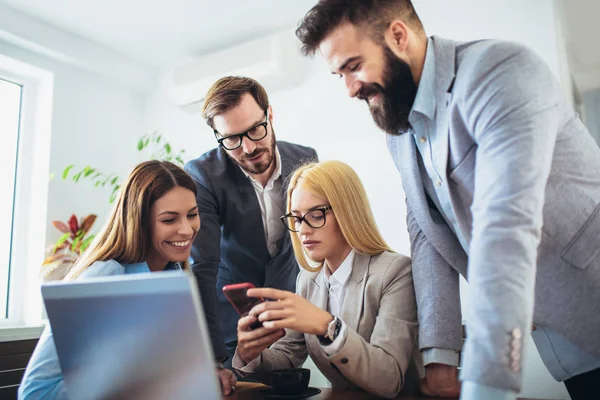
{"left": 239, "top": 147, "right": 284, "bottom": 257}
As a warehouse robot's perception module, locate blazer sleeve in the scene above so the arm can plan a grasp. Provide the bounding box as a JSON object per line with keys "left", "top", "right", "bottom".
{"left": 325, "top": 256, "right": 419, "bottom": 399}
{"left": 407, "top": 200, "right": 463, "bottom": 355}
{"left": 234, "top": 327, "right": 309, "bottom": 383}
{"left": 184, "top": 161, "right": 228, "bottom": 361}
{"left": 459, "top": 42, "right": 563, "bottom": 392}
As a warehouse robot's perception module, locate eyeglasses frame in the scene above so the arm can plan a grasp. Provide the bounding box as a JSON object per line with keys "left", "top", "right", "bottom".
{"left": 214, "top": 109, "right": 270, "bottom": 151}
{"left": 280, "top": 206, "right": 333, "bottom": 233}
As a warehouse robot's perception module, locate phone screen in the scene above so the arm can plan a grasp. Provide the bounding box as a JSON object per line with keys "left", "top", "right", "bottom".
{"left": 227, "top": 287, "right": 262, "bottom": 316}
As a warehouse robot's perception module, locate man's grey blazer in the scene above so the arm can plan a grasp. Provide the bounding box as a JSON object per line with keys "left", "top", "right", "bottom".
{"left": 233, "top": 252, "right": 422, "bottom": 399}
{"left": 185, "top": 141, "right": 317, "bottom": 361}
{"left": 387, "top": 36, "right": 600, "bottom": 391}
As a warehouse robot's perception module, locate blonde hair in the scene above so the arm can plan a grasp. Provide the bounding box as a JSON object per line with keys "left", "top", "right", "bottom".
{"left": 286, "top": 160, "right": 392, "bottom": 272}
{"left": 65, "top": 160, "right": 197, "bottom": 280}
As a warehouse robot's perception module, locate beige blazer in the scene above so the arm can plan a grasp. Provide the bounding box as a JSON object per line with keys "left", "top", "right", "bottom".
{"left": 234, "top": 251, "right": 422, "bottom": 398}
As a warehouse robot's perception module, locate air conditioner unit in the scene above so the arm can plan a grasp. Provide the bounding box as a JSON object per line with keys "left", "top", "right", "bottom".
{"left": 170, "top": 28, "right": 312, "bottom": 111}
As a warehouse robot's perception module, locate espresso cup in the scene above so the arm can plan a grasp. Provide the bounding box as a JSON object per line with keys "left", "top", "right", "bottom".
{"left": 268, "top": 368, "right": 311, "bottom": 395}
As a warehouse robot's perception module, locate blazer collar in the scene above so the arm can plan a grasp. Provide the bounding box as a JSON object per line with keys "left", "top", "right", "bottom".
{"left": 309, "top": 252, "right": 371, "bottom": 329}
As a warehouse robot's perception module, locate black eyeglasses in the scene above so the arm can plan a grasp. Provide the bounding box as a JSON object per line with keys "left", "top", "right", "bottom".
{"left": 280, "top": 206, "right": 333, "bottom": 232}
{"left": 214, "top": 110, "right": 269, "bottom": 151}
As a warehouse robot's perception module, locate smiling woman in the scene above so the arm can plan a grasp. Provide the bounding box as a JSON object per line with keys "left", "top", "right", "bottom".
{"left": 18, "top": 160, "right": 238, "bottom": 399}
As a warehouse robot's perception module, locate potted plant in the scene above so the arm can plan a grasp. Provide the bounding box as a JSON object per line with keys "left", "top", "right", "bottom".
{"left": 41, "top": 214, "right": 97, "bottom": 280}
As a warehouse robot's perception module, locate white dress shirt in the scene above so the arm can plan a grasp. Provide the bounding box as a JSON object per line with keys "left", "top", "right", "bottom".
{"left": 239, "top": 147, "right": 285, "bottom": 257}
{"left": 319, "top": 249, "right": 355, "bottom": 354}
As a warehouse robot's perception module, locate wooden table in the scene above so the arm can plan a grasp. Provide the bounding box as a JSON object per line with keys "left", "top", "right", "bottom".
{"left": 226, "top": 382, "right": 552, "bottom": 400}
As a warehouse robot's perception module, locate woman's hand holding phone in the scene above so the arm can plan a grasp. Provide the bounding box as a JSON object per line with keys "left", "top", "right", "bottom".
{"left": 236, "top": 315, "right": 285, "bottom": 364}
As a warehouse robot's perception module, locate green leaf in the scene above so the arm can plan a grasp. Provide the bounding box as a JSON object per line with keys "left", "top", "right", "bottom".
{"left": 110, "top": 176, "right": 119, "bottom": 185}
{"left": 49, "top": 172, "right": 56, "bottom": 180}
{"left": 73, "top": 172, "right": 82, "bottom": 182}
{"left": 110, "top": 184, "right": 121, "bottom": 203}
{"left": 175, "top": 156, "right": 184, "bottom": 166}
{"left": 71, "top": 236, "right": 81, "bottom": 252}
{"left": 164, "top": 143, "right": 172, "bottom": 153}
{"left": 93, "top": 172, "right": 101, "bottom": 179}
{"left": 137, "top": 137, "right": 144, "bottom": 151}
{"left": 62, "top": 165, "right": 74, "bottom": 180}
{"left": 54, "top": 232, "right": 71, "bottom": 253}
{"left": 80, "top": 235, "right": 96, "bottom": 252}
{"left": 94, "top": 181, "right": 101, "bottom": 187}
{"left": 155, "top": 134, "right": 162, "bottom": 143}
{"left": 83, "top": 167, "right": 95, "bottom": 177}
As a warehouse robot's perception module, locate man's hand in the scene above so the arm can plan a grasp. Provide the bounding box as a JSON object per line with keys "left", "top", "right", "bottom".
{"left": 217, "top": 367, "right": 237, "bottom": 396}
{"left": 420, "top": 363, "right": 461, "bottom": 397}
{"left": 237, "top": 314, "right": 285, "bottom": 364}
{"left": 247, "top": 288, "right": 333, "bottom": 335}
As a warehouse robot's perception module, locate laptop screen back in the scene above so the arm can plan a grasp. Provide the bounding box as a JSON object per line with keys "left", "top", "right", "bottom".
{"left": 42, "top": 272, "right": 221, "bottom": 400}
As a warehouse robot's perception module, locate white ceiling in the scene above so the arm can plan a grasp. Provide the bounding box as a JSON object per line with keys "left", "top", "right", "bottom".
{"left": 1, "top": 0, "right": 598, "bottom": 92}
{"left": 0, "top": 0, "right": 317, "bottom": 68}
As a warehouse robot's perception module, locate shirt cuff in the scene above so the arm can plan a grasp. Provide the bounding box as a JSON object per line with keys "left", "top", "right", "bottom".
{"left": 422, "top": 348, "right": 460, "bottom": 367}
{"left": 321, "top": 320, "right": 348, "bottom": 356}
{"left": 460, "top": 381, "right": 518, "bottom": 400}
{"left": 232, "top": 352, "right": 262, "bottom": 373}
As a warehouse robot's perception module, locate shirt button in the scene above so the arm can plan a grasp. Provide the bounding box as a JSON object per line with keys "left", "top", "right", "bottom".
{"left": 419, "top": 136, "right": 427, "bottom": 143}
{"left": 340, "top": 357, "right": 349, "bottom": 364}
{"left": 435, "top": 180, "right": 442, "bottom": 187}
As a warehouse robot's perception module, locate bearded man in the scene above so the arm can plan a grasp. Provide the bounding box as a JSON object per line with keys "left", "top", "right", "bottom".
{"left": 296, "top": 1, "right": 600, "bottom": 400}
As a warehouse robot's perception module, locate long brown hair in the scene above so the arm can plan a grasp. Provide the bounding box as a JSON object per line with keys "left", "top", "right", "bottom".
{"left": 65, "top": 160, "right": 198, "bottom": 279}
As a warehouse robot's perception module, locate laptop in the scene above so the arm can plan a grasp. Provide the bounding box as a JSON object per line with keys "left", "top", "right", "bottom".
{"left": 41, "top": 271, "right": 221, "bottom": 400}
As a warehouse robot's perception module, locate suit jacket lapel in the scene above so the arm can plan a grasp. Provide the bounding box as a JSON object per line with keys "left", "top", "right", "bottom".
{"left": 339, "top": 253, "right": 370, "bottom": 329}
{"left": 432, "top": 35, "right": 456, "bottom": 187}
{"left": 221, "top": 147, "right": 268, "bottom": 252}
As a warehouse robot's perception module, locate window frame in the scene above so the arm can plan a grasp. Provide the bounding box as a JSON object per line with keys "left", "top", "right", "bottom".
{"left": 0, "top": 53, "right": 54, "bottom": 328}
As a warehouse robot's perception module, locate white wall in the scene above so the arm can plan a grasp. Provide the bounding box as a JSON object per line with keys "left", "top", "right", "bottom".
{"left": 583, "top": 89, "right": 600, "bottom": 146}
{"left": 149, "top": 0, "right": 573, "bottom": 398}
{"left": 0, "top": 40, "right": 150, "bottom": 261}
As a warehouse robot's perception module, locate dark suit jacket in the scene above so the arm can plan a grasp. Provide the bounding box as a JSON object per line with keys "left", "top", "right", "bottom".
{"left": 185, "top": 141, "right": 318, "bottom": 360}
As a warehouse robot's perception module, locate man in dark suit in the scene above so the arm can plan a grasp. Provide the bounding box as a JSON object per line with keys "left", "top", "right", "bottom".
{"left": 184, "top": 76, "right": 318, "bottom": 380}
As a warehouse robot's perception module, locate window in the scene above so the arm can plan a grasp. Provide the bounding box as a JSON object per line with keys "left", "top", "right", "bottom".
{"left": 0, "top": 53, "right": 53, "bottom": 328}
{"left": 0, "top": 78, "right": 23, "bottom": 319}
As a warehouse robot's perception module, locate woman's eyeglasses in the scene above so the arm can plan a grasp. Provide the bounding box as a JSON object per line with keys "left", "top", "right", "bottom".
{"left": 280, "top": 206, "right": 332, "bottom": 233}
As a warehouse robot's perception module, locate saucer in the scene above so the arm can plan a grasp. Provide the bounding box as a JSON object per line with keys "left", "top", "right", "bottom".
{"left": 260, "top": 387, "right": 321, "bottom": 399}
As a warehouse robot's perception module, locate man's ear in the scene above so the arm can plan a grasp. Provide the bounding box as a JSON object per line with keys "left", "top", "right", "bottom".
{"left": 267, "top": 104, "right": 274, "bottom": 122}
{"left": 384, "top": 20, "right": 409, "bottom": 55}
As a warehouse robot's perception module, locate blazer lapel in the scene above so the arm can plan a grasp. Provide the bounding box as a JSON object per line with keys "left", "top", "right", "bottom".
{"left": 339, "top": 253, "right": 370, "bottom": 329}
{"left": 432, "top": 35, "right": 457, "bottom": 187}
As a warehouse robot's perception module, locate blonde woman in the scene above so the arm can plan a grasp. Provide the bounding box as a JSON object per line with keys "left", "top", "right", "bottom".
{"left": 20, "top": 160, "right": 237, "bottom": 400}
{"left": 233, "top": 160, "right": 421, "bottom": 398}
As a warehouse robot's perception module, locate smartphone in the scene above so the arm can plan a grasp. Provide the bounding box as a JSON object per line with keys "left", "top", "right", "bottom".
{"left": 222, "top": 282, "right": 264, "bottom": 329}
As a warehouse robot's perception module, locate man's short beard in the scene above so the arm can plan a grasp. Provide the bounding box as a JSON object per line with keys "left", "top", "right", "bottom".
{"left": 231, "top": 129, "right": 277, "bottom": 175}
{"left": 358, "top": 46, "right": 418, "bottom": 135}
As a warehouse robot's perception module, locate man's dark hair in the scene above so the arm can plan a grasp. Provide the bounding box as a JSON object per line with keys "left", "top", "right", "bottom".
{"left": 296, "top": 0, "right": 424, "bottom": 57}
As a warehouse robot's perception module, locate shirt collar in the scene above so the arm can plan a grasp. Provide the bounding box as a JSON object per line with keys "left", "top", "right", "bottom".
{"left": 239, "top": 146, "right": 282, "bottom": 189}
{"left": 410, "top": 37, "right": 436, "bottom": 123}
{"left": 123, "top": 262, "right": 151, "bottom": 274}
{"left": 123, "top": 261, "right": 182, "bottom": 274}
{"left": 321, "top": 249, "right": 355, "bottom": 288}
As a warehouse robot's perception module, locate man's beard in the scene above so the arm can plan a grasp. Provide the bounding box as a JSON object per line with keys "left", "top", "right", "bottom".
{"left": 357, "top": 46, "right": 418, "bottom": 135}
{"left": 233, "top": 130, "right": 276, "bottom": 175}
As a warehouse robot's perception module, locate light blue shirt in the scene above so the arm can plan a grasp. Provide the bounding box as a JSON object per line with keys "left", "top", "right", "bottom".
{"left": 18, "top": 261, "right": 158, "bottom": 400}
{"left": 409, "top": 38, "right": 600, "bottom": 400}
